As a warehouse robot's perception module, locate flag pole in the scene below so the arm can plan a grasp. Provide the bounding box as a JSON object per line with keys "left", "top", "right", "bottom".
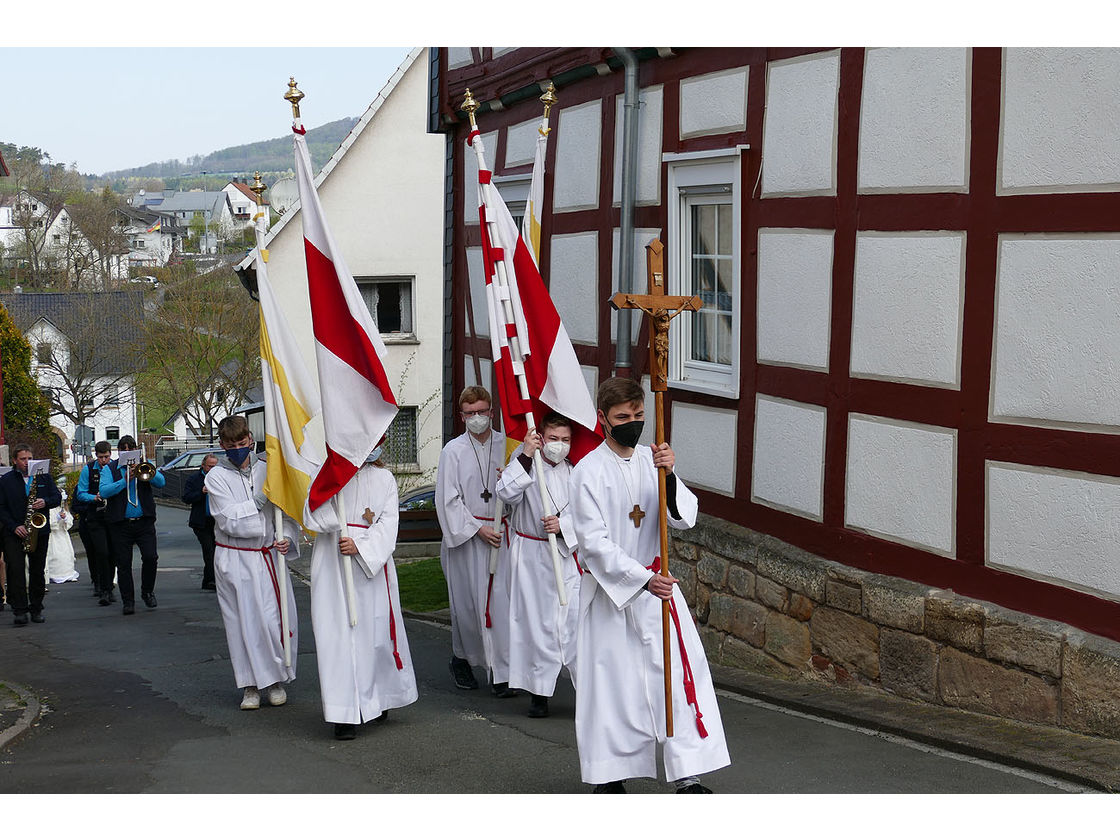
{"left": 462, "top": 89, "right": 567, "bottom": 607}
{"left": 250, "top": 173, "right": 293, "bottom": 669}
{"left": 285, "top": 77, "right": 359, "bottom": 627}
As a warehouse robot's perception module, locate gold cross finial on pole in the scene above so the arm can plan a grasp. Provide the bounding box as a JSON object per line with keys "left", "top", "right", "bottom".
{"left": 539, "top": 81, "right": 558, "bottom": 135}
{"left": 284, "top": 77, "right": 304, "bottom": 119}
{"left": 249, "top": 172, "right": 266, "bottom": 206}
{"left": 460, "top": 88, "right": 480, "bottom": 130}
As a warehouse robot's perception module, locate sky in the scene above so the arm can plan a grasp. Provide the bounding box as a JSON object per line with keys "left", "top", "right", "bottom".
{"left": 5, "top": 47, "right": 414, "bottom": 175}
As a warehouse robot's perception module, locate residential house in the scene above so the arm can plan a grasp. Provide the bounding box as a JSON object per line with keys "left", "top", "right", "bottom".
{"left": 142, "top": 190, "right": 235, "bottom": 254}
{"left": 239, "top": 47, "right": 445, "bottom": 485}
{"left": 118, "top": 205, "right": 184, "bottom": 268}
{"left": 42, "top": 205, "right": 129, "bottom": 286}
{"left": 0, "top": 290, "right": 144, "bottom": 462}
{"left": 431, "top": 48, "right": 1120, "bottom": 737}
{"left": 222, "top": 180, "right": 270, "bottom": 233}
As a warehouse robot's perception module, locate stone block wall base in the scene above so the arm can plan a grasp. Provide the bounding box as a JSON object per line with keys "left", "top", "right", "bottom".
{"left": 675, "top": 514, "right": 1120, "bottom": 742}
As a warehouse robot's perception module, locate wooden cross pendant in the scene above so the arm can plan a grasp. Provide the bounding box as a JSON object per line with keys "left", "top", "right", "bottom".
{"left": 361, "top": 507, "right": 376, "bottom": 525}
{"left": 629, "top": 504, "right": 645, "bottom": 527}
{"left": 481, "top": 489, "right": 492, "bottom": 502}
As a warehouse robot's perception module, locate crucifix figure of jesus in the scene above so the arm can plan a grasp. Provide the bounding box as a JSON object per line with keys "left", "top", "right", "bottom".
{"left": 609, "top": 237, "right": 702, "bottom": 739}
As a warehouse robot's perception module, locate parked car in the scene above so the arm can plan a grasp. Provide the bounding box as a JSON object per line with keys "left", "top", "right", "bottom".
{"left": 399, "top": 484, "right": 440, "bottom": 542}
{"left": 153, "top": 447, "right": 225, "bottom": 501}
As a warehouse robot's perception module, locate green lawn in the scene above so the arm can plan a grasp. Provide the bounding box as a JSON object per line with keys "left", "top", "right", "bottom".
{"left": 395, "top": 556, "right": 449, "bottom": 613}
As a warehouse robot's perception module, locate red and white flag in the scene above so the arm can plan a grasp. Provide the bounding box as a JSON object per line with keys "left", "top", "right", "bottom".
{"left": 470, "top": 130, "right": 602, "bottom": 462}
{"left": 293, "top": 125, "right": 398, "bottom": 511}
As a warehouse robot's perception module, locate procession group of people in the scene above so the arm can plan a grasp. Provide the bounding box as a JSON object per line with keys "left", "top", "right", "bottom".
{"left": 0, "top": 374, "right": 731, "bottom": 793}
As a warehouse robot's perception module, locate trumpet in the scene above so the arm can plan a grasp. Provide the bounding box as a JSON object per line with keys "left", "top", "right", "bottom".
{"left": 126, "top": 444, "right": 158, "bottom": 506}
{"left": 24, "top": 475, "right": 47, "bottom": 553}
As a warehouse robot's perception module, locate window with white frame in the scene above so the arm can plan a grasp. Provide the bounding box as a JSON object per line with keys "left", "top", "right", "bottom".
{"left": 665, "top": 149, "right": 745, "bottom": 397}
{"left": 355, "top": 276, "right": 415, "bottom": 337}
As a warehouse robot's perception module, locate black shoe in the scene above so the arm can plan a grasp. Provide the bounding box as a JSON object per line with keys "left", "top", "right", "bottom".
{"left": 491, "top": 682, "right": 520, "bottom": 698}
{"left": 142, "top": 593, "right": 157, "bottom": 608}
{"left": 122, "top": 602, "right": 135, "bottom": 615}
{"left": 333, "top": 723, "right": 357, "bottom": 741}
{"left": 449, "top": 657, "right": 478, "bottom": 690}
{"left": 108, "top": 589, "right": 117, "bottom": 603}
{"left": 29, "top": 613, "right": 44, "bottom": 624}
{"left": 98, "top": 591, "right": 111, "bottom": 606}
{"left": 528, "top": 695, "right": 549, "bottom": 718}
{"left": 593, "top": 781, "right": 626, "bottom": 794}
{"left": 676, "top": 783, "right": 713, "bottom": 794}
{"left": 13, "top": 614, "right": 28, "bottom": 626}
{"left": 201, "top": 582, "right": 217, "bottom": 592}
{"left": 373, "top": 710, "right": 389, "bottom": 724}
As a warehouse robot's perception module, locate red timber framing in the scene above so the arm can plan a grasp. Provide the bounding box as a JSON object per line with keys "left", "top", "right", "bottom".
{"left": 434, "top": 47, "right": 1120, "bottom": 643}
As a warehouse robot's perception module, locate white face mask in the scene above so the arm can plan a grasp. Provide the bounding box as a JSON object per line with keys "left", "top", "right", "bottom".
{"left": 542, "top": 440, "right": 570, "bottom": 463}
{"left": 465, "top": 414, "right": 490, "bottom": 435}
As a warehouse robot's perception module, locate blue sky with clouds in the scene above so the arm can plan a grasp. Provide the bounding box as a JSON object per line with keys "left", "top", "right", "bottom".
{"left": 5, "top": 47, "right": 413, "bottom": 175}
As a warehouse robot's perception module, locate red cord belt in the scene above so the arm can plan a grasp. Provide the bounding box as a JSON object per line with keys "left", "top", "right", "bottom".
{"left": 647, "top": 556, "right": 708, "bottom": 739}
{"left": 344, "top": 523, "right": 403, "bottom": 670}
{"left": 215, "top": 541, "right": 292, "bottom": 650}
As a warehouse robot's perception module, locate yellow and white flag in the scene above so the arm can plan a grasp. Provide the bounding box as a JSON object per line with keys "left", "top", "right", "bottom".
{"left": 257, "top": 250, "right": 322, "bottom": 528}
{"left": 520, "top": 117, "right": 549, "bottom": 268}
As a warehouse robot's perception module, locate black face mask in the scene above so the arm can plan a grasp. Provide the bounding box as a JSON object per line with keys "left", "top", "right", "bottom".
{"left": 606, "top": 418, "right": 644, "bottom": 449}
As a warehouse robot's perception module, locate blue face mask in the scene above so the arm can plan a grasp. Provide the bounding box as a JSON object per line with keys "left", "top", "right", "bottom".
{"left": 226, "top": 445, "right": 252, "bottom": 466}
{"left": 364, "top": 446, "right": 383, "bottom": 464}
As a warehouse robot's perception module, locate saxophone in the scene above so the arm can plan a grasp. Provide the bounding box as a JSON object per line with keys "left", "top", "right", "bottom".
{"left": 23, "top": 475, "right": 47, "bottom": 553}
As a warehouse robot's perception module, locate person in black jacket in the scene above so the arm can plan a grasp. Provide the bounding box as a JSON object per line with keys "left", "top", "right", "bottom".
{"left": 0, "top": 445, "right": 62, "bottom": 625}
{"left": 181, "top": 453, "right": 219, "bottom": 591}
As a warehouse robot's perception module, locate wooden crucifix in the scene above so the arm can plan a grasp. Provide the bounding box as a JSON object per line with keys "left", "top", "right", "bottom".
{"left": 610, "top": 237, "right": 702, "bottom": 739}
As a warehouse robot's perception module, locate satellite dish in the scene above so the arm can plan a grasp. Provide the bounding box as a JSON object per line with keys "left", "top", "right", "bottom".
{"left": 268, "top": 177, "right": 299, "bottom": 215}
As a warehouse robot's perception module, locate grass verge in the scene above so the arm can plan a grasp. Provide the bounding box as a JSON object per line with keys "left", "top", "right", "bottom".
{"left": 395, "top": 556, "right": 449, "bottom": 613}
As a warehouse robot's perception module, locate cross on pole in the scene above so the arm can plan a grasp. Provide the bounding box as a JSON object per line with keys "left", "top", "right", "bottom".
{"left": 609, "top": 237, "right": 702, "bottom": 739}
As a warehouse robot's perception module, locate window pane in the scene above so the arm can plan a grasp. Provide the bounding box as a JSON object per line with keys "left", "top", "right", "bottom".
{"left": 383, "top": 406, "right": 418, "bottom": 464}
{"left": 399, "top": 282, "right": 413, "bottom": 333}
{"left": 716, "top": 313, "right": 732, "bottom": 365}
{"left": 692, "top": 257, "right": 716, "bottom": 298}
{"left": 691, "top": 205, "right": 716, "bottom": 256}
{"left": 717, "top": 259, "right": 734, "bottom": 312}
{"left": 718, "top": 204, "right": 733, "bottom": 255}
{"left": 376, "top": 283, "right": 403, "bottom": 332}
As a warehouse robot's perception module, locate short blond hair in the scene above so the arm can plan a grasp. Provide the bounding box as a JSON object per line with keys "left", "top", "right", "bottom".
{"left": 459, "top": 385, "right": 491, "bottom": 408}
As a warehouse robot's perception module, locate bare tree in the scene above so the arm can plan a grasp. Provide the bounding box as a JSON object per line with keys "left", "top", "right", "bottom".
{"left": 139, "top": 269, "right": 260, "bottom": 441}
{"left": 6, "top": 149, "right": 84, "bottom": 287}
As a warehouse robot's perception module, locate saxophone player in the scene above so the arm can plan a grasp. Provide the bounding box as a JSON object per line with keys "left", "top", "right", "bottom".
{"left": 0, "top": 445, "right": 61, "bottom": 626}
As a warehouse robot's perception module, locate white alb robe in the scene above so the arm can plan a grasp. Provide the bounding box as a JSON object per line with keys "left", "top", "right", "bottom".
{"left": 435, "top": 430, "right": 511, "bottom": 679}
{"left": 304, "top": 464, "right": 418, "bottom": 724}
{"left": 496, "top": 445, "right": 580, "bottom": 697}
{"left": 570, "top": 442, "right": 731, "bottom": 785}
{"left": 46, "top": 498, "right": 79, "bottom": 583}
{"left": 206, "top": 456, "right": 299, "bottom": 690}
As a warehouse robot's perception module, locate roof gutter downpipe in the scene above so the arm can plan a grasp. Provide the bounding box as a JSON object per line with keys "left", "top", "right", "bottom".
{"left": 614, "top": 47, "right": 639, "bottom": 378}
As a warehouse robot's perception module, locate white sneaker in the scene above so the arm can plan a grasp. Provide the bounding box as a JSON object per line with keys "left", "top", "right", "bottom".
{"left": 266, "top": 684, "right": 287, "bottom": 706}
{"left": 240, "top": 687, "right": 261, "bottom": 710}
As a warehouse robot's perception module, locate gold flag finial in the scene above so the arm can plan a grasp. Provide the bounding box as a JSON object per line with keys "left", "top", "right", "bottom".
{"left": 461, "top": 88, "right": 480, "bottom": 129}
{"left": 285, "top": 77, "right": 304, "bottom": 119}
{"left": 249, "top": 171, "right": 266, "bottom": 204}
{"left": 539, "top": 81, "right": 558, "bottom": 135}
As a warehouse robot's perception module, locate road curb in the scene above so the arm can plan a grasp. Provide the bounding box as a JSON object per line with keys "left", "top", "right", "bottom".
{"left": 0, "top": 682, "right": 42, "bottom": 752}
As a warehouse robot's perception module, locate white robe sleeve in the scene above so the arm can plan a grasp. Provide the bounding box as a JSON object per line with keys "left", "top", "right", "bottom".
{"left": 206, "top": 470, "right": 266, "bottom": 541}
{"left": 435, "top": 444, "right": 481, "bottom": 549}
{"left": 495, "top": 444, "right": 531, "bottom": 505}
{"left": 571, "top": 457, "right": 654, "bottom": 610}
{"left": 351, "top": 470, "right": 398, "bottom": 578}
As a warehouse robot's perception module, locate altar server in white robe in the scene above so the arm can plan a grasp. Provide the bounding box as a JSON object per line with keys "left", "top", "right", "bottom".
{"left": 570, "top": 377, "right": 730, "bottom": 793}
{"left": 206, "top": 415, "right": 299, "bottom": 712}
{"left": 435, "top": 385, "right": 515, "bottom": 696}
{"left": 496, "top": 412, "right": 581, "bottom": 719}
{"left": 304, "top": 444, "right": 418, "bottom": 740}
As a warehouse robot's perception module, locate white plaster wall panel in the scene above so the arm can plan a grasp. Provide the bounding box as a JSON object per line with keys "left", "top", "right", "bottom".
{"left": 846, "top": 415, "right": 956, "bottom": 555}
{"left": 1001, "top": 48, "right": 1120, "bottom": 193}
{"left": 992, "top": 236, "right": 1120, "bottom": 428}
{"left": 553, "top": 100, "right": 602, "bottom": 212}
{"left": 671, "top": 403, "right": 737, "bottom": 495}
{"left": 612, "top": 85, "right": 664, "bottom": 205}
{"left": 612, "top": 227, "right": 663, "bottom": 344}
{"left": 752, "top": 395, "right": 826, "bottom": 520}
{"left": 680, "top": 66, "right": 749, "bottom": 139}
{"left": 988, "top": 462, "right": 1120, "bottom": 600}
{"left": 465, "top": 246, "right": 489, "bottom": 340}
{"left": 463, "top": 131, "right": 498, "bottom": 225}
{"left": 850, "top": 232, "right": 965, "bottom": 388}
{"left": 491, "top": 48, "right": 517, "bottom": 58}
{"left": 505, "top": 117, "right": 541, "bottom": 168}
{"left": 762, "top": 52, "right": 840, "bottom": 196}
{"left": 448, "top": 48, "right": 475, "bottom": 70}
{"left": 858, "top": 48, "right": 969, "bottom": 193}
{"left": 757, "top": 229, "right": 834, "bottom": 370}
{"left": 549, "top": 232, "right": 599, "bottom": 344}
{"left": 581, "top": 365, "right": 599, "bottom": 410}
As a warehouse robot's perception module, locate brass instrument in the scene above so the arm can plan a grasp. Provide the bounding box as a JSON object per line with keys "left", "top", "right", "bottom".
{"left": 125, "top": 444, "right": 158, "bottom": 507}
{"left": 24, "top": 474, "right": 47, "bottom": 553}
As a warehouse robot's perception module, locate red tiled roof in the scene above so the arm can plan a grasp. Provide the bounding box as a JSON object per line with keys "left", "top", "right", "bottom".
{"left": 227, "top": 180, "right": 269, "bottom": 205}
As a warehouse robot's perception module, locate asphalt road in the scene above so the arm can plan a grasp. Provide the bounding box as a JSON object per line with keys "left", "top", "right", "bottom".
{"left": 0, "top": 504, "right": 1088, "bottom": 795}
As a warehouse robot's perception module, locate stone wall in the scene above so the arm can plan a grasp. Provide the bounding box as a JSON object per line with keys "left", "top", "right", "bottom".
{"left": 670, "top": 513, "right": 1120, "bottom": 740}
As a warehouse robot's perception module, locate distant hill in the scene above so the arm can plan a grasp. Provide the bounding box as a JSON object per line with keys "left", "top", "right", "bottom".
{"left": 100, "top": 117, "right": 360, "bottom": 181}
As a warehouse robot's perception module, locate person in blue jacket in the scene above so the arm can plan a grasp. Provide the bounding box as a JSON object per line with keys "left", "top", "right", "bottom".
{"left": 97, "top": 435, "right": 166, "bottom": 616}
